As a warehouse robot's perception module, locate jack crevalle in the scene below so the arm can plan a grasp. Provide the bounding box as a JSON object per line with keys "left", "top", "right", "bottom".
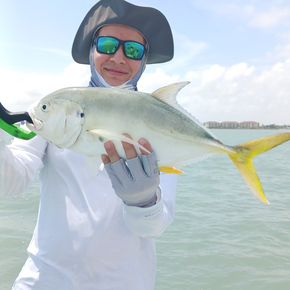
{"left": 26, "top": 82, "right": 290, "bottom": 205}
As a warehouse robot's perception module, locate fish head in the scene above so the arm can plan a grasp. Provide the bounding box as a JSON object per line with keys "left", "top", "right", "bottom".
{"left": 27, "top": 98, "right": 85, "bottom": 148}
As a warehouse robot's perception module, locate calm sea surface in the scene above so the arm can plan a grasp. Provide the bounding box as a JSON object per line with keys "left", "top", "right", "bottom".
{"left": 1, "top": 129, "right": 290, "bottom": 289}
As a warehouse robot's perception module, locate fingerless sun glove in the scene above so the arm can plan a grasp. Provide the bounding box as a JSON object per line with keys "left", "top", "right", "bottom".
{"left": 104, "top": 152, "right": 160, "bottom": 207}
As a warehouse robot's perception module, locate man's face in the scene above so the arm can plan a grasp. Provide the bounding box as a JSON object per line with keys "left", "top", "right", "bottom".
{"left": 94, "top": 25, "right": 145, "bottom": 86}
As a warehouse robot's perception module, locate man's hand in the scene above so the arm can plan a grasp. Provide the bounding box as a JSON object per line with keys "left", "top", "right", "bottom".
{"left": 101, "top": 134, "right": 159, "bottom": 207}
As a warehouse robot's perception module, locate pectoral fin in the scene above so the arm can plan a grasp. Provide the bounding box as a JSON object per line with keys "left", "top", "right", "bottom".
{"left": 88, "top": 129, "right": 150, "bottom": 154}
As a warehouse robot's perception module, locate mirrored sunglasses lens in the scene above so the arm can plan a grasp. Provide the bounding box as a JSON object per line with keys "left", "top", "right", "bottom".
{"left": 97, "top": 37, "right": 119, "bottom": 54}
{"left": 124, "top": 42, "right": 145, "bottom": 60}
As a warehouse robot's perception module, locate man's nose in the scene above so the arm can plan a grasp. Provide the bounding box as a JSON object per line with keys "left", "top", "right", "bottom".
{"left": 110, "top": 46, "right": 126, "bottom": 64}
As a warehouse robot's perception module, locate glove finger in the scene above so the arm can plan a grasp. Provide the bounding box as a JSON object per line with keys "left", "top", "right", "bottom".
{"left": 104, "top": 162, "right": 123, "bottom": 186}
{"left": 110, "top": 158, "right": 133, "bottom": 184}
{"left": 141, "top": 151, "right": 159, "bottom": 177}
{"left": 126, "top": 156, "right": 147, "bottom": 180}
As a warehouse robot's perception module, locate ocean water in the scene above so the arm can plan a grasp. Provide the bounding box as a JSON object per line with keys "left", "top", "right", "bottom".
{"left": 1, "top": 129, "right": 290, "bottom": 289}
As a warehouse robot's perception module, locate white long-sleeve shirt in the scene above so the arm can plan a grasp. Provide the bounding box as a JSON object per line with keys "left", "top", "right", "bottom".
{"left": 0, "top": 132, "right": 177, "bottom": 290}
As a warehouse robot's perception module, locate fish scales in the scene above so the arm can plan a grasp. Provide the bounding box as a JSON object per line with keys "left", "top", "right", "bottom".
{"left": 84, "top": 87, "right": 225, "bottom": 152}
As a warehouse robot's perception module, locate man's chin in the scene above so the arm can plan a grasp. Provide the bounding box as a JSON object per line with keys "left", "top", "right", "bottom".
{"left": 103, "top": 77, "right": 129, "bottom": 87}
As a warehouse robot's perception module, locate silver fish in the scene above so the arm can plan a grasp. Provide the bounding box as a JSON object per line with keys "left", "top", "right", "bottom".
{"left": 27, "top": 82, "right": 290, "bottom": 205}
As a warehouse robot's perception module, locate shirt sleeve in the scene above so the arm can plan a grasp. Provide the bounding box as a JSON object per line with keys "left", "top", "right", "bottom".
{"left": 122, "top": 172, "right": 178, "bottom": 239}
{"left": 0, "top": 130, "right": 47, "bottom": 197}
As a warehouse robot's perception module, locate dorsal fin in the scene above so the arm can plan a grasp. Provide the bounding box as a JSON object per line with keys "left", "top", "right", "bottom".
{"left": 151, "top": 81, "right": 196, "bottom": 121}
{"left": 151, "top": 82, "right": 190, "bottom": 106}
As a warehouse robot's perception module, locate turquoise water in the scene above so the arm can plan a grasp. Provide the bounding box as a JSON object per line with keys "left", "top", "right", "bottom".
{"left": 1, "top": 129, "right": 290, "bottom": 289}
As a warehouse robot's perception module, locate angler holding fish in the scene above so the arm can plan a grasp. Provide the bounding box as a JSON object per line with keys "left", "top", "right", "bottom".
{"left": 0, "top": 1, "right": 178, "bottom": 289}
{"left": 1, "top": 1, "right": 290, "bottom": 290}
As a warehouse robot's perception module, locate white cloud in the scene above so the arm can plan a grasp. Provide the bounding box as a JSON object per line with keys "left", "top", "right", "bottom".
{"left": 180, "top": 59, "right": 290, "bottom": 125}
{"left": 248, "top": 5, "right": 290, "bottom": 29}
{"left": 202, "top": 65, "right": 226, "bottom": 83}
{"left": 224, "top": 63, "right": 255, "bottom": 81}
{"left": 192, "top": 0, "right": 290, "bottom": 30}
{"left": 0, "top": 63, "right": 90, "bottom": 111}
{"left": 140, "top": 58, "right": 290, "bottom": 125}
{"left": 169, "top": 33, "right": 209, "bottom": 70}
{"left": 267, "top": 43, "right": 290, "bottom": 61}
{"left": 138, "top": 68, "right": 180, "bottom": 93}
{"left": 21, "top": 46, "right": 71, "bottom": 58}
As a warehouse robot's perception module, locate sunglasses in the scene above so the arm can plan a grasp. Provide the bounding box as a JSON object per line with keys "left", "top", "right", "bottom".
{"left": 94, "top": 36, "right": 146, "bottom": 60}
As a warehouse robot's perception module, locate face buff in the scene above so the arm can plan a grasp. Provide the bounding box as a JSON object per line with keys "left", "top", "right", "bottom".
{"left": 89, "top": 42, "right": 148, "bottom": 91}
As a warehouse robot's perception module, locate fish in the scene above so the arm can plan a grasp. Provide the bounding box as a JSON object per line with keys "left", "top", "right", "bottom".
{"left": 26, "top": 82, "right": 290, "bottom": 205}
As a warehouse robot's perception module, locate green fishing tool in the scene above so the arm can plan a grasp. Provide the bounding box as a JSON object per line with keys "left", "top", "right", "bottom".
{"left": 0, "top": 102, "right": 36, "bottom": 140}
{"left": 0, "top": 118, "right": 36, "bottom": 140}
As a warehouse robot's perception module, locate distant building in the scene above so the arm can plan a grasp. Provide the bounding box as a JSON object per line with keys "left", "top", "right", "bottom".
{"left": 239, "top": 121, "right": 259, "bottom": 129}
{"left": 204, "top": 121, "right": 220, "bottom": 128}
{"left": 221, "top": 121, "right": 239, "bottom": 129}
{"left": 204, "top": 121, "right": 260, "bottom": 129}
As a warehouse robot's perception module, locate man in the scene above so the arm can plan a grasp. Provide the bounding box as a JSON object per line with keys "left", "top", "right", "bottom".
{"left": 1, "top": 1, "right": 178, "bottom": 289}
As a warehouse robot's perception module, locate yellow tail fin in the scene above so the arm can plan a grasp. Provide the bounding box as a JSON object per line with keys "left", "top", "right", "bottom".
{"left": 228, "top": 132, "right": 290, "bottom": 205}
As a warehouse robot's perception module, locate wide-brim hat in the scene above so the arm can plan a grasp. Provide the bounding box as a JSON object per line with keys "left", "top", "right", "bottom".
{"left": 72, "top": 0, "right": 174, "bottom": 65}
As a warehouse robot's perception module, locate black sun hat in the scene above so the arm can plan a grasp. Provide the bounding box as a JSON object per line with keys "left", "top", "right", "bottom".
{"left": 72, "top": 0, "right": 174, "bottom": 65}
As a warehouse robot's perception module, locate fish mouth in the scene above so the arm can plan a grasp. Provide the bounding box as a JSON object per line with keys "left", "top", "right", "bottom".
{"left": 27, "top": 112, "right": 43, "bottom": 131}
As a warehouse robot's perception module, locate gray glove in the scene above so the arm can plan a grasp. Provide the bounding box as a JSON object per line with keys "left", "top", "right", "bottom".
{"left": 104, "top": 152, "right": 160, "bottom": 207}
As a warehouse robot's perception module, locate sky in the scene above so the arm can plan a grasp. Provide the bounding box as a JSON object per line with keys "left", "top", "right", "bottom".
{"left": 0, "top": 0, "right": 290, "bottom": 125}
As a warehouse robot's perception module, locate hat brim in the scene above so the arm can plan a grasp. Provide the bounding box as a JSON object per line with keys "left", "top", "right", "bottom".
{"left": 72, "top": 0, "right": 174, "bottom": 65}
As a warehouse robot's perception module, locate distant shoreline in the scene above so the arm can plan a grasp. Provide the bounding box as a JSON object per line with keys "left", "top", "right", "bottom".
{"left": 204, "top": 121, "right": 290, "bottom": 130}
{"left": 210, "top": 127, "right": 290, "bottom": 130}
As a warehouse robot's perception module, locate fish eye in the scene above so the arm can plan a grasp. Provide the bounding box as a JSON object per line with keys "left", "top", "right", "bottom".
{"left": 41, "top": 103, "right": 49, "bottom": 112}
{"left": 76, "top": 110, "right": 84, "bottom": 118}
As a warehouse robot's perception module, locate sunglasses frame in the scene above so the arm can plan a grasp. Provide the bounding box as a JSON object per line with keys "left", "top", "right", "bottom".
{"left": 95, "top": 36, "right": 146, "bottom": 60}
